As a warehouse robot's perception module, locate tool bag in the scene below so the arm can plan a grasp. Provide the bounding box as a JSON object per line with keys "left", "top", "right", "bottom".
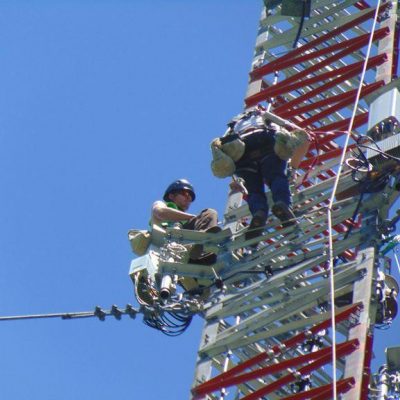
{"left": 273, "top": 127, "right": 310, "bottom": 164}
{"left": 210, "top": 137, "right": 239, "bottom": 178}
{"left": 128, "top": 229, "right": 152, "bottom": 256}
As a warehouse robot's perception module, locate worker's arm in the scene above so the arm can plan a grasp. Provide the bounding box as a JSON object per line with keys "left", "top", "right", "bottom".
{"left": 152, "top": 201, "right": 195, "bottom": 223}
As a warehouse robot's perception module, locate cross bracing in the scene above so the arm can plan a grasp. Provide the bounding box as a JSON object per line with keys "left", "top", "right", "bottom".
{"left": 190, "top": 1, "right": 400, "bottom": 399}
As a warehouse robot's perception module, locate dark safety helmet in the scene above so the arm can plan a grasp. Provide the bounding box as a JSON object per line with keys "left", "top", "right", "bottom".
{"left": 163, "top": 179, "right": 196, "bottom": 202}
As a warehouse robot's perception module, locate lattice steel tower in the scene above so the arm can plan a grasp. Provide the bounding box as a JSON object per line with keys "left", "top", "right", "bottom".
{"left": 189, "top": 1, "right": 400, "bottom": 399}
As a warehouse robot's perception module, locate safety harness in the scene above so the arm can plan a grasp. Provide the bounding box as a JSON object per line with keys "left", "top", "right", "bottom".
{"left": 211, "top": 110, "right": 308, "bottom": 178}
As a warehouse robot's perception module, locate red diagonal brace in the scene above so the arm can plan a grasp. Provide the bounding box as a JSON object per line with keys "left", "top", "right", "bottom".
{"left": 245, "top": 29, "right": 389, "bottom": 108}
{"left": 298, "top": 145, "right": 357, "bottom": 169}
{"left": 310, "top": 131, "right": 347, "bottom": 149}
{"left": 282, "top": 377, "right": 355, "bottom": 400}
{"left": 194, "top": 340, "right": 358, "bottom": 397}
{"left": 355, "top": 1, "right": 370, "bottom": 10}
{"left": 316, "top": 113, "right": 368, "bottom": 133}
{"left": 250, "top": 3, "right": 390, "bottom": 81}
{"left": 258, "top": 54, "right": 385, "bottom": 102}
{"left": 278, "top": 81, "right": 383, "bottom": 119}
{"left": 258, "top": 27, "right": 388, "bottom": 81}
{"left": 274, "top": 55, "right": 387, "bottom": 113}
{"left": 241, "top": 339, "right": 359, "bottom": 400}
{"left": 192, "top": 303, "right": 362, "bottom": 398}
{"left": 295, "top": 81, "right": 383, "bottom": 127}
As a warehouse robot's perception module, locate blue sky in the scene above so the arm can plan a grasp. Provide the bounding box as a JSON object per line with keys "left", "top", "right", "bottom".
{"left": 0, "top": 2, "right": 261, "bottom": 399}
{"left": 0, "top": 1, "right": 399, "bottom": 399}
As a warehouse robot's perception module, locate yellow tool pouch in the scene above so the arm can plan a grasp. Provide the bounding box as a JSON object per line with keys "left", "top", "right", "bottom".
{"left": 274, "top": 128, "right": 310, "bottom": 162}
{"left": 210, "top": 138, "right": 236, "bottom": 178}
{"left": 128, "top": 229, "right": 152, "bottom": 256}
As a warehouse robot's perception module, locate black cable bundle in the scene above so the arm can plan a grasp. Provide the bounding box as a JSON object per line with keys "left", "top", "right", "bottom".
{"left": 143, "top": 308, "right": 193, "bottom": 336}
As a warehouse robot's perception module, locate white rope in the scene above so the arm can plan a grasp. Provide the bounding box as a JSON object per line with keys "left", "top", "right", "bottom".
{"left": 326, "top": 1, "right": 382, "bottom": 398}
{"left": 394, "top": 250, "right": 400, "bottom": 276}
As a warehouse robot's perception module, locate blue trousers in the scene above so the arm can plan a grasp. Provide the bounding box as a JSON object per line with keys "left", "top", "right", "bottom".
{"left": 235, "top": 152, "right": 291, "bottom": 217}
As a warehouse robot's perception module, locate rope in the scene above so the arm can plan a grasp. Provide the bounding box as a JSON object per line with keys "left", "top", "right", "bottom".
{"left": 326, "top": 2, "right": 382, "bottom": 398}
{"left": 394, "top": 251, "right": 400, "bottom": 276}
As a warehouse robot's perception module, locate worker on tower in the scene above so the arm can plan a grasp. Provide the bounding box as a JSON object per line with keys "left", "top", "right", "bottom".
{"left": 210, "top": 108, "right": 310, "bottom": 241}
{"left": 152, "top": 179, "right": 220, "bottom": 261}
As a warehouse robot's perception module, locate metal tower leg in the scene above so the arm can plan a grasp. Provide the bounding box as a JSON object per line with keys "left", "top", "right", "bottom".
{"left": 191, "top": 1, "right": 400, "bottom": 399}
{"left": 342, "top": 248, "right": 377, "bottom": 400}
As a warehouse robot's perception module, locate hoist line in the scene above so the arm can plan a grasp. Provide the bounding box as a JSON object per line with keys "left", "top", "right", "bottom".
{"left": 0, "top": 304, "right": 139, "bottom": 322}
{"left": 326, "top": 2, "right": 382, "bottom": 398}
{"left": 394, "top": 251, "right": 400, "bottom": 276}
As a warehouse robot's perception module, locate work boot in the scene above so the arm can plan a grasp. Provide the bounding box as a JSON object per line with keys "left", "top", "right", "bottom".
{"left": 271, "top": 201, "right": 296, "bottom": 228}
{"left": 245, "top": 210, "right": 268, "bottom": 242}
{"left": 205, "top": 226, "right": 222, "bottom": 234}
{"left": 189, "top": 226, "right": 222, "bottom": 260}
{"left": 189, "top": 252, "right": 217, "bottom": 265}
{"left": 189, "top": 244, "right": 204, "bottom": 259}
{"left": 190, "top": 226, "right": 222, "bottom": 259}
{"left": 179, "top": 278, "right": 211, "bottom": 300}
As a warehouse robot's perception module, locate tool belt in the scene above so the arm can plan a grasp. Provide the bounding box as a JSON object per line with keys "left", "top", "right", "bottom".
{"left": 210, "top": 127, "right": 309, "bottom": 177}
{"left": 274, "top": 128, "right": 310, "bottom": 161}
{"left": 210, "top": 129, "right": 273, "bottom": 178}
{"left": 240, "top": 129, "right": 275, "bottom": 162}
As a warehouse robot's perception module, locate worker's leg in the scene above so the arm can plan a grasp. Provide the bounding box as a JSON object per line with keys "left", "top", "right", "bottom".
{"left": 182, "top": 209, "right": 219, "bottom": 263}
{"left": 236, "top": 166, "right": 269, "bottom": 217}
{"left": 236, "top": 166, "right": 268, "bottom": 241}
{"left": 262, "top": 153, "right": 295, "bottom": 226}
{"left": 262, "top": 153, "right": 291, "bottom": 206}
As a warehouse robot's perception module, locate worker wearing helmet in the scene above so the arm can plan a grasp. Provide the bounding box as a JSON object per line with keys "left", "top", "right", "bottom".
{"left": 151, "top": 179, "right": 220, "bottom": 251}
